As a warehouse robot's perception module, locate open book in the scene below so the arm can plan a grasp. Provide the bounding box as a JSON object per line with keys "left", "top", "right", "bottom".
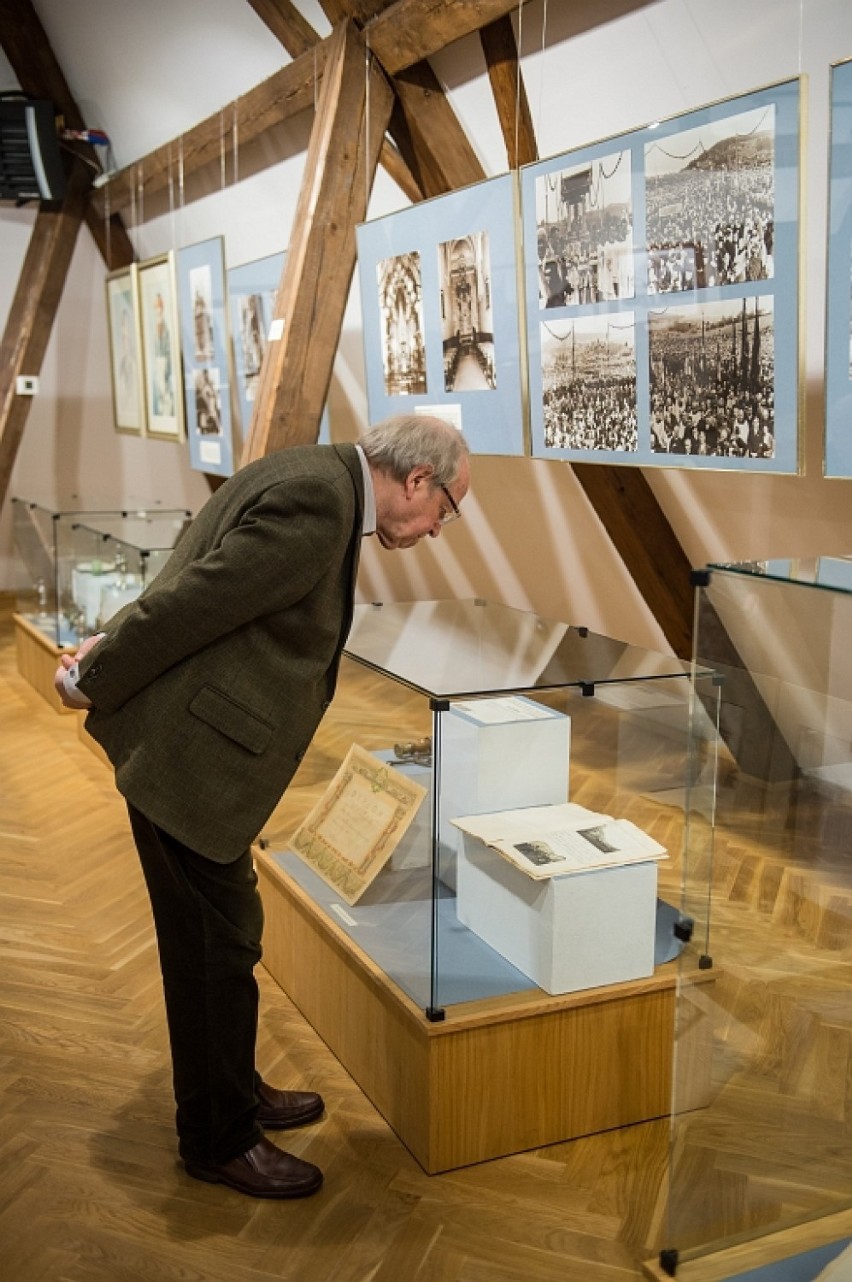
{"left": 451, "top": 802, "right": 667, "bottom": 880}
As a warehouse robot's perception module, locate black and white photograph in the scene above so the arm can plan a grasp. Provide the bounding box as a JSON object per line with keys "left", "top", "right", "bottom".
{"left": 437, "top": 231, "right": 496, "bottom": 392}
{"left": 649, "top": 296, "right": 775, "bottom": 457}
{"left": 376, "top": 252, "right": 427, "bottom": 397}
{"left": 534, "top": 151, "right": 634, "bottom": 307}
{"left": 189, "top": 263, "right": 215, "bottom": 361}
{"left": 193, "top": 367, "right": 223, "bottom": 436}
{"left": 238, "top": 293, "right": 267, "bottom": 394}
{"left": 645, "top": 105, "right": 775, "bottom": 293}
{"left": 514, "top": 840, "right": 566, "bottom": 869}
{"left": 577, "top": 826, "right": 619, "bottom": 855}
{"left": 541, "top": 314, "right": 637, "bottom": 452}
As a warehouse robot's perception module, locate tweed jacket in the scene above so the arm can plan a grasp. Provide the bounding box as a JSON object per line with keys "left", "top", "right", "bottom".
{"left": 77, "top": 443, "right": 365, "bottom": 862}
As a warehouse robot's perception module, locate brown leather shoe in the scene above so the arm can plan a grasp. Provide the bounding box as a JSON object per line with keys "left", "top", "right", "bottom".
{"left": 184, "top": 1136, "right": 323, "bottom": 1198}
{"left": 256, "top": 1078, "right": 324, "bottom": 1130}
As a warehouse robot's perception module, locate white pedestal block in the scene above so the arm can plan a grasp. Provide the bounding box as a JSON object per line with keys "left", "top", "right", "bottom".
{"left": 456, "top": 833, "right": 658, "bottom": 995}
{"left": 438, "top": 697, "right": 570, "bottom": 888}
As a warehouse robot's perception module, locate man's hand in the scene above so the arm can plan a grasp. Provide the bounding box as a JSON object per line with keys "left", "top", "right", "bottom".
{"left": 54, "top": 633, "right": 103, "bottom": 709}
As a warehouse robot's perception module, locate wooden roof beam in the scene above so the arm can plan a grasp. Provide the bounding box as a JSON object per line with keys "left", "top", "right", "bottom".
{"left": 247, "top": 1, "right": 424, "bottom": 204}
{"left": 365, "top": 0, "right": 535, "bottom": 75}
{"left": 242, "top": 21, "right": 394, "bottom": 458}
{"left": 0, "top": 160, "right": 90, "bottom": 508}
{"left": 480, "top": 12, "right": 537, "bottom": 168}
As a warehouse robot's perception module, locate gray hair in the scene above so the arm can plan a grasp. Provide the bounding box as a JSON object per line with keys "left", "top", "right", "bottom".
{"left": 360, "top": 414, "right": 470, "bottom": 489}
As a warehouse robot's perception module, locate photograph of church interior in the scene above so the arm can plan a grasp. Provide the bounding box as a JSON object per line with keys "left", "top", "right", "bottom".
{"left": 3, "top": 1, "right": 852, "bottom": 1279}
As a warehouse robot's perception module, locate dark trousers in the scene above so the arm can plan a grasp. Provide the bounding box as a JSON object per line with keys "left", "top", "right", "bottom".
{"left": 127, "top": 803, "right": 266, "bottom": 1164}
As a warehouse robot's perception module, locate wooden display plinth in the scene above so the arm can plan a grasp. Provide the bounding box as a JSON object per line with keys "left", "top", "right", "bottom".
{"left": 256, "top": 849, "right": 714, "bottom": 1174}
{"left": 13, "top": 613, "right": 75, "bottom": 713}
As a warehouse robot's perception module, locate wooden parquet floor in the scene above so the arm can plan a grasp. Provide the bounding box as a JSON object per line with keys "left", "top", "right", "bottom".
{"left": 0, "top": 601, "right": 665, "bottom": 1281}
{"left": 3, "top": 593, "right": 852, "bottom": 1282}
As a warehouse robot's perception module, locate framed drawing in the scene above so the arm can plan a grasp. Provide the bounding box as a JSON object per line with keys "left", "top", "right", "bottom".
{"left": 105, "top": 265, "right": 145, "bottom": 435}
{"left": 137, "top": 252, "right": 185, "bottom": 442}
{"left": 356, "top": 173, "right": 526, "bottom": 455}
{"left": 825, "top": 58, "right": 852, "bottom": 477}
{"left": 176, "top": 237, "right": 235, "bottom": 476}
{"left": 521, "top": 79, "right": 802, "bottom": 471}
{"left": 289, "top": 744, "right": 427, "bottom": 905}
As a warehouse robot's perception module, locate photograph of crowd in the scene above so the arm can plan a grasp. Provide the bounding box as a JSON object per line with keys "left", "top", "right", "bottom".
{"left": 645, "top": 105, "right": 775, "bottom": 293}
{"left": 649, "top": 296, "right": 775, "bottom": 457}
{"left": 541, "top": 314, "right": 637, "bottom": 451}
{"left": 438, "top": 231, "right": 496, "bottom": 392}
{"left": 534, "top": 151, "right": 634, "bottom": 307}
{"left": 377, "top": 252, "right": 427, "bottom": 396}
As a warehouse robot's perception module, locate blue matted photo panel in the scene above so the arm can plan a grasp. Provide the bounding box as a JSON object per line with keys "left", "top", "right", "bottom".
{"left": 521, "top": 79, "right": 802, "bottom": 472}
{"left": 356, "top": 174, "right": 526, "bottom": 455}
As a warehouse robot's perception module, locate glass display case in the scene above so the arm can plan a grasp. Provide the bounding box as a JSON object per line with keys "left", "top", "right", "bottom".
{"left": 12, "top": 499, "right": 192, "bottom": 646}
{"left": 255, "top": 598, "right": 719, "bottom": 1173}
{"left": 659, "top": 558, "right": 852, "bottom": 1276}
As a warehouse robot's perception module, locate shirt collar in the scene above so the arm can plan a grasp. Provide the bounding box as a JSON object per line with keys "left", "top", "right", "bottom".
{"left": 355, "top": 444, "right": 376, "bottom": 536}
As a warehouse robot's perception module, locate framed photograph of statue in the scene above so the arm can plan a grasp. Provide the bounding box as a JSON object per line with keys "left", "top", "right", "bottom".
{"left": 137, "top": 252, "right": 185, "bottom": 442}
{"left": 176, "top": 237, "right": 235, "bottom": 476}
{"left": 356, "top": 173, "right": 526, "bottom": 455}
{"left": 825, "top": 58, "right": 852, "bottom": 477}
{"left": 521, "top": 78, "right": 802, "bottom": 472}
{"left": 105, "top": 265, "right": 145, "bottom": 435}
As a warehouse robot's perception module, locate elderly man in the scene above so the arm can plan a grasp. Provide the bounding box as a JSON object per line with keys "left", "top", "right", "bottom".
{"left": 55, "top": 414, "right": 470, "bottom": 1199}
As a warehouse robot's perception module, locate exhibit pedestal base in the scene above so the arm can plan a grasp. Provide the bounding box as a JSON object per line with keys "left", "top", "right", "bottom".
{"left": 13, "top": 613, "right": 75, "bottom": 713}
{"left": 256, "top": 848, "right": 715, "bottom": 1174}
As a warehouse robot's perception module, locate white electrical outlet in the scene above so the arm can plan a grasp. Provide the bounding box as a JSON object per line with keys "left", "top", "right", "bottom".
{"left": 16, "top": 376, "right": 39, "bottom": 396}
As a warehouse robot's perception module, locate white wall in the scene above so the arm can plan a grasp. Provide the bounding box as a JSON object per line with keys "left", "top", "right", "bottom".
{"left": 1, "top": 0, "right": 851, "bottom": 655}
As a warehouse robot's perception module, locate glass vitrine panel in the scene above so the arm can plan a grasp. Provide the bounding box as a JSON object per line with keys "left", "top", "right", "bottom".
{"left": 11, "top": 499, "right": 191, "bottom": 644}
{"left": 663, "top": 559, "right": 852, "bottom": 1271}
{"left": 262, "top": 600, "right": 708, "bottom": 1017}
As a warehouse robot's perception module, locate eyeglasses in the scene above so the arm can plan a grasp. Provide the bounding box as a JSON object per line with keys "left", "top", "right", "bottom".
{"left": 439, "top": 485, "right": 461, "bottom": 525}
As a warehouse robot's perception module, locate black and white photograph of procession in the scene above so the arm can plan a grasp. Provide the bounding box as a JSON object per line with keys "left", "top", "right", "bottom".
{"left": 649, "top": 296, "right": 775, "bottom": 457}
{"left": 376, "top": 252, "right": 427, "bottom": 396}
{"left": 541, "top": 314, "right": 637, "bottom": 451}
{"left": 645, "top": 105, "right": 775, "bottom": 293}
{"left": 534, "top": 151, "right": 634, "bottom": 308}
{"left": 438, "top": 231, "right": 497, "bottom": 391}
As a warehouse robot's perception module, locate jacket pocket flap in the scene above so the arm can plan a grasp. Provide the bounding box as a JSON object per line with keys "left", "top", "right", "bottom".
{"left": 189, "top": 685, "right": 274, "bottom": 755}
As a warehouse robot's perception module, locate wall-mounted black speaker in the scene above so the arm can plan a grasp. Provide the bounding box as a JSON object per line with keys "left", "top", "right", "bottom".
{"left": 0, "top": 94, "right": 67, "bottom": 203}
